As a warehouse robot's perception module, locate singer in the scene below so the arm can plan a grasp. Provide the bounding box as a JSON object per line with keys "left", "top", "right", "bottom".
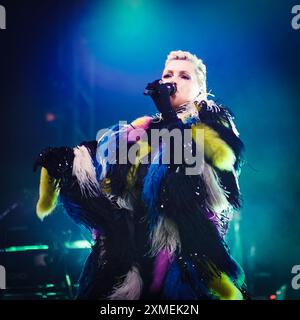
{"left": 33, "top": 50, "right": 249, "bottom": 300}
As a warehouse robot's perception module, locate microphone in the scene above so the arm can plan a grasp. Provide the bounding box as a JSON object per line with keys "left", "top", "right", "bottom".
{"left": 144, "top": 81, "right": 177, "bottom": 96}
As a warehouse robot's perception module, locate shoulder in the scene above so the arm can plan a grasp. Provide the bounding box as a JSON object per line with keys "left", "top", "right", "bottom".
{"left": 130, "top": 115, "right": 153, "bottom": 130}
{"left": 198, "top": 100, "right": 245, "bottom": 172}
{"left": 96, "top": 115, "right": 154, "bottom": 144}
{"left": 199, "top": 101, "right": 239, "bottom": 135}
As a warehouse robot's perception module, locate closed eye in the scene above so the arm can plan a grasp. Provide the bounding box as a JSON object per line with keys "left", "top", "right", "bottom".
{"left": 182, "top": 75, "right": 190, "bottom": 80}
{"left": 163, "top": 74, "right": 190, "bottom": 80}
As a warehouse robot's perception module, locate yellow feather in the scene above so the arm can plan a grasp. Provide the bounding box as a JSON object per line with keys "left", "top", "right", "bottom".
{"left": 36, "top": 167, "right": 60, "bottom": 221}
{"left": 127, "top": 164, "right": 139, "bottom": 189}
{"left": 209, "top": 272, "right": 243, "bottom": 300}
{"left": 100, "top": 178, "right": 112, "bottom": 194}
{"left": 126, "top": 140, "right": 151, "bottom": 188}
{"left": 192, "top": 123, "right": 235, "bottom": 171}
{"left": 134, "top": 140, "right": 151, "bottom": 165}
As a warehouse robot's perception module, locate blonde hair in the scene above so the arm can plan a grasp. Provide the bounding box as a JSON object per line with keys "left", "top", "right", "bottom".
{"left": 165, "top": 50, "right": 215, "bottom": 108}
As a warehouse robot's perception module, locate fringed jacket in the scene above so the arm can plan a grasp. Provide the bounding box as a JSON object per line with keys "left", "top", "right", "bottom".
{"left": 35, "top": 100, "right": 248, "bottom": 300}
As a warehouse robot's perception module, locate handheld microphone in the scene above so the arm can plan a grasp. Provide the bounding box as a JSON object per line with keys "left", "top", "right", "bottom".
{"left": 143, "top": 81, "right": 177, "bottom": 96}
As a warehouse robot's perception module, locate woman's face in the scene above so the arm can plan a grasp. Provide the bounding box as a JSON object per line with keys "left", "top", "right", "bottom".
{"left": 161, "top": 59, "right": 200, "bottom": 109}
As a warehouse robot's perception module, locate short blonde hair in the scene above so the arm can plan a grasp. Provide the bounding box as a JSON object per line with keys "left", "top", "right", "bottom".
{"left": 165, "top": 50, "right": 207, "bottom": 102}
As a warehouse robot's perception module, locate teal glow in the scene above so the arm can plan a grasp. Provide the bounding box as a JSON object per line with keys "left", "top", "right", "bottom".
{"left": 64, "top": 240, "right": 91, "bottom": 249}
{"left": 3, "top": 245, "right": 49, "bottom": 252}
{"left": 65, "top": 274, "right": 71, "bottom": 287}
{"left": 80, "top": 0, "right": 166, "bottom": 67}
{"left": 46, "top": 293, "right": 57, "bottom": 296}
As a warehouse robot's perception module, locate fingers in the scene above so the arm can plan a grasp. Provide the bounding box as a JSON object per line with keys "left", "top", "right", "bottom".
{"left": 145, "top": 79, "right": 161, "bottom": 93}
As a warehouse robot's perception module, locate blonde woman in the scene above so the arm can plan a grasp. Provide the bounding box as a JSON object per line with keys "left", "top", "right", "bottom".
{"left": 34, "top": 50, "right": 248, "bottom": 300}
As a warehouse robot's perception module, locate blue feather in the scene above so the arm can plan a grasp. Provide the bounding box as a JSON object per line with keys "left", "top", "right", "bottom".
{"left": 142, "top": 146, "right": 168, "bottom": 230}
{"left": 163, "top": 260, "right": 197, "bottom": 300}
{"left": 162, "top": 258, "right": 215, "bottom": 300}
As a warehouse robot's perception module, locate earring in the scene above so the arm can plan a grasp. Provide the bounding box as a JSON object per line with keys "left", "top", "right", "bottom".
{"left": 193, "top": 91, "right": 202, "bottom": 109}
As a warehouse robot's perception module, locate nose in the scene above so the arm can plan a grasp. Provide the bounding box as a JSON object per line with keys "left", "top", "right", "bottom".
{"left": 168, "top": 77, "right": 177, "bottom": 85}
{"left": 162, "top": 77, "right": 177, "bottom": 87}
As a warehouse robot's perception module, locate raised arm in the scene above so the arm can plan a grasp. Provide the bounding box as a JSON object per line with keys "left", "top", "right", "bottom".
{"left": 33, "top": 140, "right": 119, "bottom": 229}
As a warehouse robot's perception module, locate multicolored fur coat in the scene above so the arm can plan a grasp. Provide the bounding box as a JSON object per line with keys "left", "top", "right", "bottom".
{"left": 36, "top": 101, "right": 249, "bottom": 300}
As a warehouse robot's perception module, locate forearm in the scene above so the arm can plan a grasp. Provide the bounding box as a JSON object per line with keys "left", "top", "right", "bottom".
{"left": 36, "top": 167, "right": 60, "bottom": 221}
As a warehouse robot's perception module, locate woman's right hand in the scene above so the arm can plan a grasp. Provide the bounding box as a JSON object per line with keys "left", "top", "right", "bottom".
{"left": 145, "top": 79, "right": 179, "bottom": 123}
{"left": 33, "top": 146, "right": 74, "bottom": 179}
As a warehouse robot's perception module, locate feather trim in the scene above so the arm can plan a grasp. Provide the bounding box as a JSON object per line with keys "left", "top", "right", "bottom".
{"left": 148, "top": 216, "right": 181, "bottom": 257}
{"left": 192, "top": 123, "right": 236, "bottom": 171}
{"left": 36, "top": 167, "right": 60, "bottom": 221}
{"left": 130, "top": 116, "right": 152, "bottom": 131}
{"left": 73, "top": 145, "right": 100, "bottom": 197}
{"left": 142, "top": 148, "right": 168, "bottom": 228}
{"left": 107, "top": 265, "right": 143, "bottom": 300}
{"left": 150, "top": 248, "right": 174, "bottom": 293}
{"left": 209, "top": 272, "right": 243, "bottom": 300}
{"left": 163, "top": 257, "right": 212, "bottom": 299}
{"left": 105, "top": 193, "right": 133, "bottom": 211}
{"left": 201, "top": 162, "right": 231, "bottom": 214}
